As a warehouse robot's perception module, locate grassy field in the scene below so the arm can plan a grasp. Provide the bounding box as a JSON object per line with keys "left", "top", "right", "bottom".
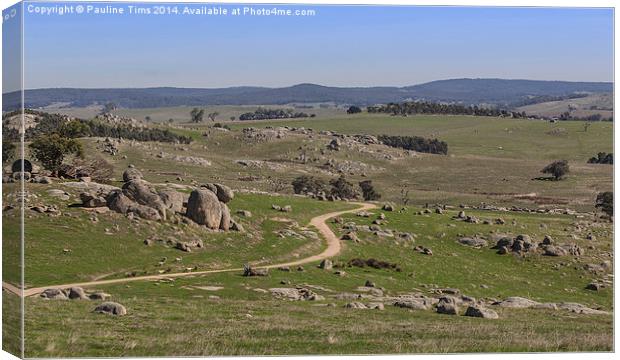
{"left": 3, "top": 110, "right": 613, "bottom": 356}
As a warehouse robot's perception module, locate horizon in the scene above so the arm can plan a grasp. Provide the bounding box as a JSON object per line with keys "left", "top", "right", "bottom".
{"left": 2, "top": 3, "right": 614, "bottom": 93}
{"left": 4, "top": 77, "right": 615, "bottom": 93}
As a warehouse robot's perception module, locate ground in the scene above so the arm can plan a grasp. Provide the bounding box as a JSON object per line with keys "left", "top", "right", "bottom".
{"left": 2, "top": 110, "right": 614, "bottom": 356}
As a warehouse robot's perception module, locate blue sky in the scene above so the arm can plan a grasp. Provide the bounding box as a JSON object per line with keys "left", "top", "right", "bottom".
{"left": 4, "top": 2, "right": 615, "bottom": 91}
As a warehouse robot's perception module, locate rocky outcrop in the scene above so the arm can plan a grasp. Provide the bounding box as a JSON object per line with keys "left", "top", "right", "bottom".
{"left": 186, "top": 189, "right": 223, "bottom": 229}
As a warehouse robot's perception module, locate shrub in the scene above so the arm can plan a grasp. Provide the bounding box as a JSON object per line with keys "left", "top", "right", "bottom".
{"left": 29, "top": 134, "right": 84, "bottom": 172}
{"left": 595, "top": 192, "right": 613, "bottom": 217}
{"left": 541, "top": 160, "right": 569, "bottom": 180}
{"left": 2, "top": 141, "right": 16, "bottom": 163}
{"left": 379, "top": 135, "right": 448, "bottom": 155}
{"left": 346, "top": 106, "right": 362, "bottom": 114}
{"left": 330, "top": 175, "right": 359, "bottom": 200}
{"left": 292, "top": 175, "right": 327, "bottom": 195}
{"left": 359, "top": 180, "right": 381, "bottom": 201}
{"left": 587, "top": 152, "right": 613, "bottom": 165}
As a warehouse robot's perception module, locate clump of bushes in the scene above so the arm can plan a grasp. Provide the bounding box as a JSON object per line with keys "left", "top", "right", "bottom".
{"left": 347, "top": 258, "right": 401, "bottom": 272}
{"left": 541, "top": 160, "right": 569, "bottom": 180}
{"left": 378, "top": 134, "right": 448, "bottom": 155}
{"left": 292, "top": 175, "right": 327, "bottom": 195}
{"left": 239, "top": 107, "right": 311, "bottom": 121}
{"left": 595, "top": 192, "right": 613, "bottom": 218}
{"left": 588, "top": 152, "right": 613, "bottom": 165}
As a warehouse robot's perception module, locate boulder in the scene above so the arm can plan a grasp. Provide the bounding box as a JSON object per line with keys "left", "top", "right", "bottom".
{"left": 122, "top": 180, "right": 166, "bottom": 219}
{"left": 382, "top": 204, "right": 395, "bottom": 211}
{"left": 219, "top": 202, "right": 231, "bottom": 231}
{"left": 80, "top": 192, "right": 107, "bottom": 208}
{"left": 437, "top": 300, "right": 459, "bottom": 315}
{"left": 458, "top": 237, "right": 488, "bottom": 247}
{"left": 493, "top": 297, "right": 540, "bottom": 308}
{"left": 213, "top": 183, "right": 234, "bottom": 203}
{"left": 464, "top": 306, "right": 498, "bottom": 319}
{"left": 122, "top": 168, "right": 142, "bottom": 182}
{"left": 236, "top": 210, "right": 252, "bottom": 218}
{"left": 543, "top": 245, "right": 567, "bottom": 257}
{"left": 186, "top": 189, "right": 222, "bottom": 229}
{"left": 93, "top": 302, "right": 127, "bottom": 316}
{"left": 158, "top": 190, "right": 185, "bottom": 213}
{"left": 40, "top": 288, "right": 67, "bottom": 300}
{"left": 106, "top": 190, "right": 162, "bottom": 221}
{"left": 230, "top": 220, "right": 244, "bottom": 232}
{"left": 393, "top": 299, "right": 430, "bottom": 310}
{"left": 67, "top": 287, "right": 88, "bottom": 300}
{"left": 319, "top": 259, "right": 333, "bottom": 270}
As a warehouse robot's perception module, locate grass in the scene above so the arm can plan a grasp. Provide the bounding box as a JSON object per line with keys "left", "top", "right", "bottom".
{"left": 3, "top": 111, "right": 613, "bottom": 356}
{"left": 2, "top": 184, "right": 355, "bottom": 287}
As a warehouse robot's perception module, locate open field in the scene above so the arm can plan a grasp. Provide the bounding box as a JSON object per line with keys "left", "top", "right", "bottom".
{"left": 3, "top": 110, "right": 613, "bottom": 356}
{"left": 516, "top": 93, "right": 613, "bottom": 119}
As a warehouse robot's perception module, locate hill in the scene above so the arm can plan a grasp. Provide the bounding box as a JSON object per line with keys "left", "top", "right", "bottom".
{"left": 3, "top": 79, "right": 612, "bottom": 111}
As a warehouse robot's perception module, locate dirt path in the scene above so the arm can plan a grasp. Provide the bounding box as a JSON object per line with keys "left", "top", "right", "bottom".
{"left": 3, "top": 202, "right": 376, "bottom": 298}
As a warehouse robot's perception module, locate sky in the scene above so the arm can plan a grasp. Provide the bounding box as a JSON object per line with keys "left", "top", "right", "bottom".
{"left": 2, "top": 2, "right": 615, "bottom": 91}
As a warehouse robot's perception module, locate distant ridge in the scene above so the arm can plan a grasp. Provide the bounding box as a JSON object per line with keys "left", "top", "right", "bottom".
{"left": 2, "top": 78, "right": 613, "bottom": 111}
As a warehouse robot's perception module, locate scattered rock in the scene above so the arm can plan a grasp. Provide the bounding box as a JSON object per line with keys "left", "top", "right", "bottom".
{"left": 93, "top": 302, "right": 127, "bottom": 316}
{"left": 464, "top": 306, "right": 498, "bottom": 319}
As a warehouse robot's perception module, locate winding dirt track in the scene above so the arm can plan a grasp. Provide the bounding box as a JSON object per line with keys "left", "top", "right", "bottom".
{"left": 3, "top": 202, "right": 376, "bottom": 298}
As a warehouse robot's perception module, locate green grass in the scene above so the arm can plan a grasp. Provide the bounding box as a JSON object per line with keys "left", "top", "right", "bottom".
{"left": 3, "top": 184, "right": 354, "bottom": 287}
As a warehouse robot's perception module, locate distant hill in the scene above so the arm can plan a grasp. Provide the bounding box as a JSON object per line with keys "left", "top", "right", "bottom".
{"left": 3, "top": 79, "right": 613, "bottom": 111}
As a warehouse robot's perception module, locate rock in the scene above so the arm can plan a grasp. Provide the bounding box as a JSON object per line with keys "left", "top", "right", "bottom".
{"left": 437, "top": 299, "right": 459, "bottom": 315}
{"left": 207, "top": 183, "right": 234, "bottom": 203}
{"left": 382, "top": 204, "right": 395, "bottom": 211}
{"left": 497, "top": 246, "right": 508, "bottom": 255}
{"left": 281, "top": 205, "right": 292, "bottom": 212}
{"left": 464, "top": 306, "right": 498, "bottom": 319}
{"left": 494, "top": 236, "right": 514, "bottom": 249}
{"left": 365, "top": 280, "right": 376, "bottom": 288}
{"left": 122, "top": 180, "right": 166, "bottom": 219}
{"left": 493, "top": 297, "right": 540, "bottom": 308}
{"left": 270, "top": 288, "right": 324, "bottom": 301}
{"left": 89, "top": 292, "right": 111, "bottom": 300}
{"left": 67, "top": 287, "right": 88, "bottom": 300}
{"left": 585, "top": 282, "right": 602, "bottom": 291}
{"left": 435, "top": 208, "right": 444, "bottom": 214}
{"left": 158, "top": 190, "right": 185, "bottom": 213}
{"left": 543, "top": 245, "right": 567, "bottom": 257}
{"left": 175, "top": 242, "right": 191, "bottom": 252}
{"left": 327, "top": 138, "right": 341, "bottom": 151}
{"left": 80, "top": 192, "right": 107, "bottom": 208}
{"left": 341, "top": 232, "right": 359, "bottom": 242}
{"left": 542, "top": 235, "right": 553, "bottom": 245}
{"left": 393, "top": 299, "right": 430, "bottom": 310}
{"left": 219, "top": 202, "right": 231, "bottom": 231}
{"left": 243, "top": 264, "right": 268, "bottom": 277}
{"left": 93, "top": 302, "right": 127, "bottom": 316}
{"left": 33, "top": 176, "right": 53, "bottom": 184}
{"left": 458, "top": 237, "right": 488, "bottom": 247}
{"left": 122, "top": 167, "right": 142, "bottom": 182}
{"left": 230, "top": 220, "right": 244, "bottom": 232}
{"left": 40, "top": 288, "right": 67, "bottom": 300}
{"left": 456, "top": 211, "right": 466, "bottom": 219}
{"left": 271, "top": 204, "right": 282, "bottom": 211}
{"left": 186, "top": 189, "right": 222, "bottom": 229}
{"left": 107, "top": 190, "right": 162, "bottom": 221}
{"left": 368, "top": 302, "right": 385, "bottom": 310}
{"left": 344, "top": 302, "right": 367, "bottom": 309}
{"left": 557, "top": 302, "right": 609, "bottom": 315}
{"left": 495, "top": 218, "right": 506, "bottom": 225}
{"left": 236, "top": 210, "right": 252, "bottom": 218}
{"left": 319, "top": 259, "right": 333, "bottom": 270}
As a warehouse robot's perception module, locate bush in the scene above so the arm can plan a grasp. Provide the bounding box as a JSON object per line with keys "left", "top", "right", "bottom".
{"left": 595, "top": 192, "right": 613, "bottom": 217}
{"left": 2, "top": 141, "right": 16, "bottom": 163}
{"left": 239, "top": 108, "right": 310, "bottom": 121}
{"left": 379, "top": 135, "right": 448, "bottom": 155}
{"left": 330, "top": 175, "right": 359, "bottom": 200}
{"left": 29, "top": 134, "right": 84, "bottom": 172}
{"left": 541, "top": 160, "right": 569, "bottom": 180}
{"left": 588, "top": 152, "right": 613, "bottom": 165}
{"left": 359, "top": 180, "right": 381, "bottom": 201}
{"left": 346, "top": 106, "right": 362, "bottom": 114}
{"left": 291, "top": 175, "right": 327, "bottom": 195}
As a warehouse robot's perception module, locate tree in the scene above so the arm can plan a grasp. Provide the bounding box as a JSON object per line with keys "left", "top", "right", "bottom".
{"left": 2, "top": 141, "right": 16, "bottom": 163}
{"left": 330, "top": 175, "right": 359, "bottom": 200}
{"left": 207, "top": 112, "right": 220, "bottom": 122}
{"left": 145, "top": 116, "right": 152, "bottom": 122}
{"left": 359, "top": 180, "right": 381, "bottom": 201}
{"left": 292, "top": 175, "right": 327, "bottom": 195}
{"left": 347, "top": 105, "right": 362, "bottom": 114}
{"left": 59, "top": 120, "right": 92, "bottom": 138}
{"left": 190, "top": 108, "right": 205, "bottom": 123}
{"left": 29, "top": 134, "right": 84, "bottom": 173}
{"left": 595, "top": 192, "right": 613, "bottom": 218}
{"left": 541, "top": 160, "right": 569, "bottom": 180}
{"left": 230, "top": 116, "right": 236, "bottom": 121}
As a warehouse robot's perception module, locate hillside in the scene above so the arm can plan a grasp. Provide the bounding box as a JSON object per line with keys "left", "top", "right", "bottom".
{"left": 3, "top": 79, "right": 612, "bottom": 111}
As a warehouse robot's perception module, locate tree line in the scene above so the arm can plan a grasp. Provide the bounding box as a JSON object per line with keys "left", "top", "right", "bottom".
{"left": 366, "top": 102, "right": 528, "bottom": 118}
{"left": 378, "top": 135, "right": 448, "bottom": 155}
{"left": 239, "top": 107, "right": 315, "bottom": 121}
